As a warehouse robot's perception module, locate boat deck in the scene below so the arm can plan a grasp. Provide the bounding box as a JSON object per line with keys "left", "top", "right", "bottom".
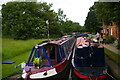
{"left": 76, "top": 37, "right": 103, "bottom": 48}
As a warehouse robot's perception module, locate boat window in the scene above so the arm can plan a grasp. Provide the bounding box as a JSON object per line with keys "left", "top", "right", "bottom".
{"left": 28, "top": 47, "right": 53, "bottom": 67}
{"left": 60, "top": 46, "right": 65, "bottom": 59}
{"left": 61, "top": 38, "right": 75, "bottom": 58}
{"left": 39, "top": 48, "right": 46, "bottom": 59}
{"left": 49, "top": 46, "right": 55, "bottom": 59}
{"left": 65, "top": 42, "right": 69, "bottom": 54}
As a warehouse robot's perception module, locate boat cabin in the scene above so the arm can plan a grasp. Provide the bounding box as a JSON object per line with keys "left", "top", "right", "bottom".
{"left": 26, "top": 37, "right": 75, "bottom": 68}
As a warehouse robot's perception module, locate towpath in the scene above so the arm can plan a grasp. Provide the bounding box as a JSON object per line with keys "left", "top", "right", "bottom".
{"left": 92, "top": 34, "right": 120, "bottom": 55}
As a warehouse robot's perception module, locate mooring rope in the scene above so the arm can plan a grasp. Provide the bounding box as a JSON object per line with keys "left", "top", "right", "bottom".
{"left": 106, "top": 72, "right": 116, "bottom": 80}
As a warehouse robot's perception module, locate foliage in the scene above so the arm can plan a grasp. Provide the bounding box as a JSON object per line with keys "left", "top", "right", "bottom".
{"left": 94, "top": 2, "right": 120, "bottom": 26}
{"left": 61, "top": 20, "right": 81, "bottom": 34}
{"left": 79, "top": 26, "right": 86, "bottom": 32}
{"left": 1, "top": 2, "right": 56, "bottom": 39}
{"left": 106, "top": 35, "right": 115, "bottom": 44}
{"left": 116, "top": 42, "right": 120, "bottom": 49}
{"left": 2, "top": 2, "right": 82, "bottom": 40}
{"left": 84, "top": 6, "right": 100, "bottom": 33}
{"left": 2, "top": 2, "right": 52, "bottom": 39}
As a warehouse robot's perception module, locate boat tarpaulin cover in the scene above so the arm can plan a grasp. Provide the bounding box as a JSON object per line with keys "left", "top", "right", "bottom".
{"left": 74, "top": 47, "right": 105, "bottom": 67}
{"left": 2, "top": 60, "right": 16, "bottom": 64}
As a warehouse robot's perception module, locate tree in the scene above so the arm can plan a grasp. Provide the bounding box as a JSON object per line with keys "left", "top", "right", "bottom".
{"left": 94, "top": 2, "right": 120, "bottom": 26}
{"left": 61, "top": 20, "right": 81, "bottom": 34}
{"left": 2, "top": 2, "right": 57, "bottom": 39}
{"left": 84, "top": 6, "right": 100, "bottom": 33}
{"left": 2, "top": 2, "right": 82, "bottom": 39}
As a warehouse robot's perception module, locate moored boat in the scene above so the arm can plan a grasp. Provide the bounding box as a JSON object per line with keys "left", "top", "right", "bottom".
{"left": 21, "top": 36, "right": 75, "bottom": 80}
{"left": 72, "top": 36, "right": 107, "bottom": 80}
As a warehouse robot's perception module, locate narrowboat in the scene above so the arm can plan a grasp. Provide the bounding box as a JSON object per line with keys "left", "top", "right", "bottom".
{"left": 72, "top": 36, "right": 107, "bottom": 80}
{"left": 21, "top": 36, "right": 75, "bottom": 80}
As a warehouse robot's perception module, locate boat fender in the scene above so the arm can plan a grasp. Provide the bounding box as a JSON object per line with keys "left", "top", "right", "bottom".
{"left": 43, "top": 71, "right": 48, "bottom": 76}
{"left": 21, "top": 62, "right": 26, "bottom": 71}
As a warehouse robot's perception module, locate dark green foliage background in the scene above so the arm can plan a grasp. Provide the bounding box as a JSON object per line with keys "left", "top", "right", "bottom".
{"left": 2, "top": 2, "right": 82, "bottom": 40}
{"left": 84, "top": 2, "right": 120, "bottom": 33}
{"left": 106, "top": 36, "right": 115, "bottom": 44}
{"left": 94, "top": 2, "right": 120, "bottom": 26}
{"left": 84, "top": 6, "right": 100, "bottom": 33}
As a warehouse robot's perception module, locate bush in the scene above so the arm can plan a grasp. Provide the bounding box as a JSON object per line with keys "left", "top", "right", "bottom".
{"left": 106, "top": 36, "right": 115, "bottom": 44}
{"left": 116, "top": 42, "right": 120, "bottom": 49}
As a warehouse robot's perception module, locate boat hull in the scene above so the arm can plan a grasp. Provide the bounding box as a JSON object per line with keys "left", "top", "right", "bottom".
{"left": 22, "top": 60, "right": 71, "bottom": 80}
{"left": 72, "top": 37, "right": 107, "bottom": 80}
{"left": 72, "top": 69, "right": 107, "bottom": 80}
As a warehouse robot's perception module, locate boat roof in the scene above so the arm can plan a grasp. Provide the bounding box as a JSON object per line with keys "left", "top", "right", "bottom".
{"left": 76, "top": 37, "right": 89, "bottom": 48}
{"left": 76, "top": 37, "right": 103, "bottom": 48}
{"left": 50, "top": 37, "right": 72, "bottom": 45}
{"left": 38, "top": 37, "right": 73, "bottom": 47}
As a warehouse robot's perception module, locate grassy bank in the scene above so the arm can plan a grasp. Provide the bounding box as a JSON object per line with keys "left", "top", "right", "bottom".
{"left": 2, "top": 38, "right": 47, "bottom": 61}
{"left": 2, "top": 51, "right": 30, "bottom": 79}
{"left": 2, "top": 38, "right": 48, "bottom": 79}
{"left": 104, "top": 48, "right": 120, "bottom": 65}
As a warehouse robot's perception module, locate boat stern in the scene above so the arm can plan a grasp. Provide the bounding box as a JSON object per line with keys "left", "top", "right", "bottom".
{"left": 22, "top": 67, "right": 57, "bottom": 79}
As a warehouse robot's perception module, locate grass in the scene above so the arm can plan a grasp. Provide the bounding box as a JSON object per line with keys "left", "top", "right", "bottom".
{"left": 2, "top": 38, "right": 47, "bottom": 61}
{"left": 2, "top": 51, "right": 30, "bottom": 79}
{"left": 104, "top": 48, "right": 120, "bottom": 65}
{"left": 2, "top": 38, "right": 48, "bottom": 79}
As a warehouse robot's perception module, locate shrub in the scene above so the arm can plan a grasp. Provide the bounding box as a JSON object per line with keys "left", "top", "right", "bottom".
{"left": 116, "top": 42, "right": 120, "bottom": 49}
{"left": 106, "top": 36, "right": 115, "bottom": 44}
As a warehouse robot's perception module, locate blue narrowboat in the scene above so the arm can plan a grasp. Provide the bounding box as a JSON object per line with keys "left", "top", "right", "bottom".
{"left": 21, "top": 36, "right": 75, "bottom": 80}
